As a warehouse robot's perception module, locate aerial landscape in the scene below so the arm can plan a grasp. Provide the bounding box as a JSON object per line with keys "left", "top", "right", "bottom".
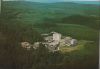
{"left": 0, "top": 0, "right": 100, "bottom": 69}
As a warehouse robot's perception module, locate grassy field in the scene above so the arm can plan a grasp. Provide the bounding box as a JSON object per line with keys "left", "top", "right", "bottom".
{"left": 59, "top": 40, "right": 96, "bottom": 53}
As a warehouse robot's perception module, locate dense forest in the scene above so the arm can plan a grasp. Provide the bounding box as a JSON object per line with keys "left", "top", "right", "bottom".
{"left": 0, "top": 1, "right": 99, "bottom": 69}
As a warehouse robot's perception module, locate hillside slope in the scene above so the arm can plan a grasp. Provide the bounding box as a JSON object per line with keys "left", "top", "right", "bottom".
{"left": 3, "top": 1, "right": 100, "bottom": 23}
{"left": 2, "top": 1, "right": 99, "bottom": 40}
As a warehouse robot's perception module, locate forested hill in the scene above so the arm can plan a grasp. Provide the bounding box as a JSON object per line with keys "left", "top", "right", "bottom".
{"left": 3, "top": 1, "right": 100, "bottom": 16}
{"left": 1, "top": 1, "right": 100, "bottom": 40}
{"left": 73, "top": 1, "right": 100, "bottom": 5}
{"left": 2, "top": 1, "right": 100, "bottom": 29}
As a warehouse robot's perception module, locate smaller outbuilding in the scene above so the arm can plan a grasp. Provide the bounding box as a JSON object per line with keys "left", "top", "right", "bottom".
{"left": 21, "top": 42, "right": 31, "bottom": 50}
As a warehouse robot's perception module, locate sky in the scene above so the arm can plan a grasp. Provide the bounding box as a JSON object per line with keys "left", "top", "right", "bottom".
{"left": 3, "top": 0, "right": 99, "bottom": 3}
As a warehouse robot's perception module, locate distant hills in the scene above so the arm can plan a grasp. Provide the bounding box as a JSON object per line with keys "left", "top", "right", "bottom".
{"left": 3, "top": 1, "right": 100, "bottom": 22}
{"left": 1, "top": 1, "right": 100, "bottom": 40}
{"left": 2, "top": 1, "right": 100, "bottom": 27}
{"left": 73, "top": 1, "right": 100, "bottom": 5}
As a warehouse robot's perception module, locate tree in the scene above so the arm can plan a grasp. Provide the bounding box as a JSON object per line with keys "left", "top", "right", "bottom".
{"left": 0, "top": 0, "right": 1, "bottom": 13}
{"left": 0, "top": 1, "right": 43, "bottom": 69}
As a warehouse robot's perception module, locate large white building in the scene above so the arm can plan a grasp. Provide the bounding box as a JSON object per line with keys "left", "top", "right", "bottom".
{"left": 52, "top": 32, "right": 61, "bottom": 42}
